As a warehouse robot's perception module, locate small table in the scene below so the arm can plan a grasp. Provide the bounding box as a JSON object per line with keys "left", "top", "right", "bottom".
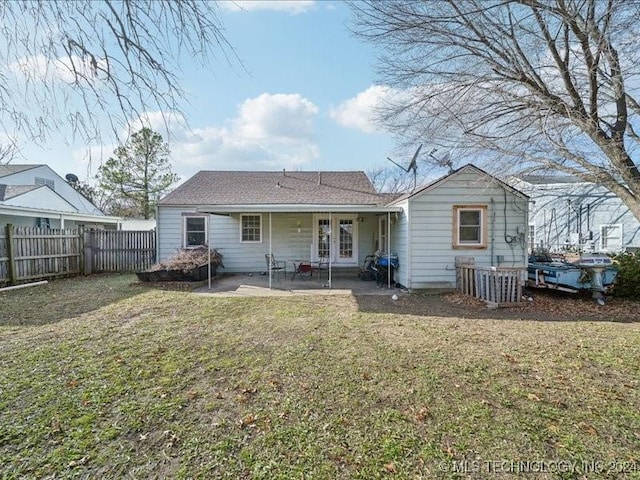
{"left": 291, "top": 261, "right": 313, "bottom": 280}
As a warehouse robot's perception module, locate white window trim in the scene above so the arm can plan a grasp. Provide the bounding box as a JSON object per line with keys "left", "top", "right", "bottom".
{"left": 600, "top": 223, "right": 623, "bottom": 252}
{"left": 240, "top": 213, "right": 262, "bottom": 243}
{"left": 312, "top": 214, "right": 358, "bottom": 264}
{"left": 183, "top": 215, "right": 208, "bottom": 248}
{"left": 453, "top": 205, "right": 488, "bottom": 249}
{"left": 378, "top": 215, "right": 388, "bottom": 252}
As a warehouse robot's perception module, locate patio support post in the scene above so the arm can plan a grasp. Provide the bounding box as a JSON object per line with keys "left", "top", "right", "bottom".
{"left": 328, "top": 211, "right": 332, "bottom": 288}
{"left": 387, "top": 211, "right": 391, "bottom": 289}
{"left": 208, "top": 213, "right": 212, "bottom": 290}
{"left": 269, "top": 212, "right": 273, "bottom": 289}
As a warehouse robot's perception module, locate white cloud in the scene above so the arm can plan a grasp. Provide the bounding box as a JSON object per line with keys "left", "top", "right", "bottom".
{"left": 8, "top": 54, "right": 106, "bottom": 85}
{"left": 221, "top": 1, "right": 316, "bottom": 15}
{"left": 174, "top": 93, "right": 320, "bottom": 174}
{"left": 329, "top": 85, "right": 398, "bottom": 134}
{"left": 80, "top": 93, "right": 321, "bottom": 179}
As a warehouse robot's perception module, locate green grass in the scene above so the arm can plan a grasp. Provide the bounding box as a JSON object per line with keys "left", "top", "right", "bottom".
{"left": 1, "top": 275, "right": 639, "bottom": 478}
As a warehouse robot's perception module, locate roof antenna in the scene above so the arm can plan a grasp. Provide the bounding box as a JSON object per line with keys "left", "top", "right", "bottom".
{"left": 387, "top": 144, "right": 422, "bottom": 192}
{"left": 318, "top": 171, "right": 321, "bottom": 185}
{"left": 282, "top": 168, "right": 286, "bottom": 177}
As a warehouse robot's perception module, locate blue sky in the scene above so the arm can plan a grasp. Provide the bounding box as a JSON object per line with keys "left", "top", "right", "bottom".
{"left": 17, "top": 0, "right": 408, "bottom": 185}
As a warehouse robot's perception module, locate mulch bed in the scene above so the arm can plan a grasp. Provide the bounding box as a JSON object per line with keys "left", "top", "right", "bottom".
{"left": 442, "top": 289, "right": 639, "bottom": 322}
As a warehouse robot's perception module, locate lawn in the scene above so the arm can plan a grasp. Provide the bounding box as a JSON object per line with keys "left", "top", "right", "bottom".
{"left": 1, "top": 274, "right": 639, "bottom": 479}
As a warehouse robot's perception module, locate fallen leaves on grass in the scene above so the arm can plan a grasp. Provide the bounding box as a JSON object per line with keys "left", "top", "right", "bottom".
{"left": 443, "top": 291, "right": 640, "bottom": 321}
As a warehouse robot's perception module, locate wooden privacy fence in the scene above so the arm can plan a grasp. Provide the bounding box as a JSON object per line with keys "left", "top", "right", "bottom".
{"left": 0, "top": 225, "right": 156, "bottom": 286}
{"left": 84, "top": 229, "right": 156, "bottom": 274}
{"left": 457, "top": 263, "right": 525, "bottom": 307}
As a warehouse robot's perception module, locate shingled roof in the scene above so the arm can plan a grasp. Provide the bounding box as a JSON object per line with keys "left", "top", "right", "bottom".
{"left": 0, "top": 184, "right": 40, "bottom": 201}
{"left": 0, "top": 164, "right": 42, "bottom": 178}
{"left": 159, "top": 170, "right": 388, "bottom": 206}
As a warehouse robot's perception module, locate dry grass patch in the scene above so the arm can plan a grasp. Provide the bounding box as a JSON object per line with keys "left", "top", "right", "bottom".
{"left": 0, "top": 275, "right": 639, "bottom": 479}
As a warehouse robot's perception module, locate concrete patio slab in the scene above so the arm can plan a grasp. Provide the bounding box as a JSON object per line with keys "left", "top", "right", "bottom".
{"left": 194, "top": 272, "right": 405, "bottom": 297}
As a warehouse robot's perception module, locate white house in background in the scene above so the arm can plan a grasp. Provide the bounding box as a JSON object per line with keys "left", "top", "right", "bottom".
{"left": 119, "top": 218, "right": 156, "bottom": 231}
{"left": 0, "top": 164, "right": 121, "bottom": 229}
{"left": 513, "top": 175, "right": 640, "bottom": 253}
{"left": 156, "top": 164, "right": 529, "bottom": 289}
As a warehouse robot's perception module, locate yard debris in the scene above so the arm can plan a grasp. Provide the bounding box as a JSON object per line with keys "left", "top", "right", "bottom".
{"left": 442, "top": 291, "right": 639, "bottom": 322}
{"left": 148, "top": 246, "right": 223, "bottom": 273}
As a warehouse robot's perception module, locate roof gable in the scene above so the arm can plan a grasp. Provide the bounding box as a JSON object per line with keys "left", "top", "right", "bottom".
{"left": 0, "top": 164, "right": 43, "bottom": 178}
{"left": 389, "top": 164, "right": 528, "bottom": 204}
{"left": 0, "top": 184, "right": 79, "bottom": 212}
{"left": 0, "top": 184, "right": 40, "bottom": 201}
{"left": 159, "top": 170, "right": 386, "bottom": 206}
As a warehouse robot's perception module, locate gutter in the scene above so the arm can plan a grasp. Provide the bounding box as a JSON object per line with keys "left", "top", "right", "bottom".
{"left": 192, "top": 204, "right": 403, "bottom": 214}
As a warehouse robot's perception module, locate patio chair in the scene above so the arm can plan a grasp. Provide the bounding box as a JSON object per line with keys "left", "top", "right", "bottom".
{"left": 315, "top": 255, "right": 329, "bottom": 278}
{"left": 291, "top": 261, "right": 313, "bottom": 281}
{"left": 265, "top": 254, "right": 286, "bottom": 280}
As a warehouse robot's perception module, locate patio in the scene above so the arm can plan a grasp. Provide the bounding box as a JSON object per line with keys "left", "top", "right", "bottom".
{"left": 195, "top": 270, "right": 406, "bottom": 297}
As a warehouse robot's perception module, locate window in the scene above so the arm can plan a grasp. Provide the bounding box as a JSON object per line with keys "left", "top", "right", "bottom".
{"left": 183, "top": 216, "right": 207, "bottom": 247}
{"left": 453, "top": 205, "right": 487, "bottom": 248}
{"left": 241, "top": 214, "right": 261, "bottom": 243}
{"left": 35, "top": 177, "right": 55, "bottom": 190}
{"left": 600, "top": 224, "right": 622, "bottom": 252}
{"left": 36, "top": 217, "right": 50, "bottom": 228}
{"left": 379, "top": 216, "right": 388, "bottom": 252}
{"left": 528, "top": 224, "right": 536, "bottom": 251}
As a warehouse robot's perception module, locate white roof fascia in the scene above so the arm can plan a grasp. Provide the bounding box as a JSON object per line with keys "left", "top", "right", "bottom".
{"left": 0, "top": 204, "right": 121, "bottom": 223}
{"left": 195, "top": 204, "right": 402, "bottom": 214}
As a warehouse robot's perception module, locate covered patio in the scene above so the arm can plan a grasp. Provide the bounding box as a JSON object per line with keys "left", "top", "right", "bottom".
{"left": 196, "top": 269, "right": 406, "bottom": 297}
{"left": 196, "top": 206, "right": 402, "bottom": 291}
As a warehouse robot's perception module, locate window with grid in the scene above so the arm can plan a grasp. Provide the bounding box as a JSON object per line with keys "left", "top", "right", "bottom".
{"left": 241, "top": 214, "right": 261, "bottom": 243}
{"left": 453, "top": 206, "right": 487, "bottom": 248}
{"left": 184, "top": 216, "right": 206, "bottom": 247}
{"left": 317, "top": 219, "right": 330, "bottom": 258}
{"left": 600, "top": 224, "right": 622, "bottom": 251}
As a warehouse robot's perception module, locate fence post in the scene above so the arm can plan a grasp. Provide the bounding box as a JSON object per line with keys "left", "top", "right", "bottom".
{"left": 6, "top": 224, "right": 17, "bottom": 285}
{"left": 83, "top": 229, "right": 93, "bottom": 275}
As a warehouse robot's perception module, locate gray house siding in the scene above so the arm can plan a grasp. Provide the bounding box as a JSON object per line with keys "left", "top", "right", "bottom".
{"left": 524, "top": 182, "right": 640, "bottom": 253}
{"left": 157, "top": 207, "right": 380, "bottom": 273}
{"left": 389, "top": 201, "right": 409, "bottom": 288}
{"left": 401, "top": 168, "right": 528, "bottom": 289}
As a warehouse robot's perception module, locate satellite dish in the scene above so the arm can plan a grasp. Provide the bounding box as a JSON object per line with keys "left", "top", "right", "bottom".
{"left": 65, "top": 173, "right": 79, "bottom": 183}
{"left": 429, "top": 149, "right": 454, "bottom": 174}
{"left": 387, "top": 144, "right": 423, "bottom": 191}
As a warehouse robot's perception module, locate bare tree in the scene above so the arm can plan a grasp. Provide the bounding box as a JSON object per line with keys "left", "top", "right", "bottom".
{"left": 0, "top": 1, "right": 234, "bottom": 154}
{"left": 351, "top": 0, "right": 640, "bottom": 221}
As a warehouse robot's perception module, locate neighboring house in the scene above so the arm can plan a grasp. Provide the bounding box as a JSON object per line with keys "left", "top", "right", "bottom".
{"left": 513, "top": 175, "right": 640, "bottom": 254}
{"left": 157, "top": 165, "right": 528, "bottom": 289}
{"left": 119, "top": 218, "right": 156, "bottom": 231}
{"left": 0, "top": 164, "right": 121, "bottom": 229}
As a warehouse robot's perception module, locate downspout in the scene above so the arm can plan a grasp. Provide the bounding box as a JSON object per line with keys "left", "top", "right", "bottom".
{"left": 490, "top": 198, "right": 496, "bottom": 266}
{"left": 406, "top": 201, "right": 412, "bottom": 290}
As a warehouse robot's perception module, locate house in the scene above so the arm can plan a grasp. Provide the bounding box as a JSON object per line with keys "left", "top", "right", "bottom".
{"left": 0, "top": 164, "right": 121, "bottom": 229}
{"left": 513, "top": 175, "right": 640, "bottom": 253}
{"left": 156, "top": 165, "right": 529, "bottom": 289}
{"left": 119, "top": 218, "right": 156, "bottom": 231}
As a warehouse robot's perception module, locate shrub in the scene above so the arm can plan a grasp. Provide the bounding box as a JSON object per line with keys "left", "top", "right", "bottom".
{"left": 611, "top": 251, "right": 640, "bottom": 299}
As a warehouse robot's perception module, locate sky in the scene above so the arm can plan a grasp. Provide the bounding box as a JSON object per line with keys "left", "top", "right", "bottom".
{"left": 14, "top": 0, "right": 413, "bottom": 186}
